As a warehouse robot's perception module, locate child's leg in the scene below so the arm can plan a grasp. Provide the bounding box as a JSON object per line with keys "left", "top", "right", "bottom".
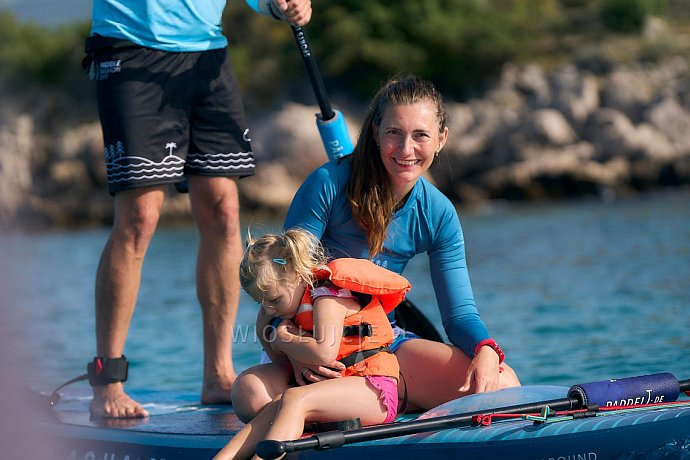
{"left": 213, "top": 398, "right": 281, "bottom": 460}
{"left": 232, "top": 362, "right": 293, "bottom": 423}
{"left": 265, "top": 376, "right": 388, "bottom": 443}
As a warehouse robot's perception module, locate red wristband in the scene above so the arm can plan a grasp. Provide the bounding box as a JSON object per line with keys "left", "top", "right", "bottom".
{"left": 474, "top": 338, "right": 505, "bottom": 364}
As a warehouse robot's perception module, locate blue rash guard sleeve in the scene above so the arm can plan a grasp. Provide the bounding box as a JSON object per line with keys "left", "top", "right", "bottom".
{"left": 426, "top": 203, "right": 490, "bottom": 357}
{"left": 285, "top": 159, "right": 491, "bottom": 358}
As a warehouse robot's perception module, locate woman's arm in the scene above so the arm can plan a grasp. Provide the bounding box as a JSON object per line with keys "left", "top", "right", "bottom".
{"left": 427, "top": 201, "right": 490, "bottom": 357}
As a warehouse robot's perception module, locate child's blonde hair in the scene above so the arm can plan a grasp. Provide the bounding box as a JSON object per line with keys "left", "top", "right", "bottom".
{"left": 240, "top": 228, "right": 328, "bottom": 295}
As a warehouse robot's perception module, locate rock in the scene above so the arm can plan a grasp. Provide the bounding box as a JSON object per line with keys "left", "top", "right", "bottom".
{"left": 551, "top": 65, "right": 599, "bottom": 127}
{"left": 601, "top": 69, "right": 655, "bottom": 123}
{"left": 531, "top": 109, "right": 578, "bottom": 146}
{"left": 0, "top": 115, "right": 35, "bottom": 227}
{"left": 645, "top": 97, "right": 690, "bottom": 153}
{"left": 585, "top": 108, "right": 640, "bottom": 160}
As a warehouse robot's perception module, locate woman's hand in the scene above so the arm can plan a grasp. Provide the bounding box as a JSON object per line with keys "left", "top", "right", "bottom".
{"left": 290, "top": 358, "right": 345, "bottom": 386}
{"left": 458, "top": 346, "right": 500, "bottom": 394}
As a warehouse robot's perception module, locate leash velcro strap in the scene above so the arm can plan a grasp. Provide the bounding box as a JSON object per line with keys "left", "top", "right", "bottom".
{"left": 342, "top": 322, "right": 373, "bottom": 337}
{"left": 87, "top": 356, "right": 129, "bottom": 386}
{"left": 339, "top": 345, "right": 391, "bottom": 368}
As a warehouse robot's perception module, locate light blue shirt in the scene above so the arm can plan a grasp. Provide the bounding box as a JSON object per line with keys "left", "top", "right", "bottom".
{"left": 91, "top": 0, "right": 270, "bottom": 52}
{"left": 284, "top": 158, "right": 491, "bottom": 358}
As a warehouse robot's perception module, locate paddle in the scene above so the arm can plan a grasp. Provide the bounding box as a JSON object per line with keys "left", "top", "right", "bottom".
{"left": 256, "top": 374, "right": 690, "bottom": 459}
{"left": 394, "top": 299, "right": 444, "bottom": 343}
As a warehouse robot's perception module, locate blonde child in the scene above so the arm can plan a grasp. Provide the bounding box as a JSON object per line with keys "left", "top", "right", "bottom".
{"left": 214, "top": 229, "right": 409, "bottom": 459}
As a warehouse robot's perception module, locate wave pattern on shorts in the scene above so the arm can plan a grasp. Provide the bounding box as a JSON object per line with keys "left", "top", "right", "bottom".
{"left": 106, "top": 155, "right": 186, "bottom": 184}
{"left": 186, "top": 151, "right": 255, "bottom": 174}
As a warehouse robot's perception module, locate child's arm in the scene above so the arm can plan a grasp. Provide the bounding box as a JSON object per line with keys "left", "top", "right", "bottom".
{"left": 272, "top": 295, "right": 357, "bottom": 365}
{"left": 256, "top": 308, "right": 290, "bottom": 363}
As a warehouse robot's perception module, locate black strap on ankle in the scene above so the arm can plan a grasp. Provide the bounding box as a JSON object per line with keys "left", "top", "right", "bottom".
{"left": 45, "top": 355, "right": 130, "bottom": 406}
{"left": 87, "top": 356, "right": 129, "bottom": 386}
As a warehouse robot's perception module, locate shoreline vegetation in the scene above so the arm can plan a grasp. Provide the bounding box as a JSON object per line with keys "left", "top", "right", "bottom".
{"left": 1, "top": 0, "right": 689, "bottom": 231}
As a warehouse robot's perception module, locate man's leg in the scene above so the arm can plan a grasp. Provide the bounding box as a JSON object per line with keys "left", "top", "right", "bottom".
{"left": 91, "top": 187, "right": 165, "bottom": 418}
{"left": 188, "top": 176, "right": 242, "bottom": 404}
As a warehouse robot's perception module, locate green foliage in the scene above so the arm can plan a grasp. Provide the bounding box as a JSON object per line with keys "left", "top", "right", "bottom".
{"left": 600, "top": 0, "right": 666, "bottom": 33}
{"left": 221, "top": 0, "right": 565, "bottom": 102}
{"left": 306, "top": 0, "right": 565, "bottom": 99}
{"left": 0, "top": 12, "right": 90, "bottom": 87}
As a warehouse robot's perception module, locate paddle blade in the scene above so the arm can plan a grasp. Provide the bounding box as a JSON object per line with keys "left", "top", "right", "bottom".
{"left": 394, "top": 299, "right": 444, "bottom": 343}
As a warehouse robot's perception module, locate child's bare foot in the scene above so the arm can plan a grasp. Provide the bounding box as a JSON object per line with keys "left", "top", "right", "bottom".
{"left": 90, "top": 383, "right": 149, "bottom": 418}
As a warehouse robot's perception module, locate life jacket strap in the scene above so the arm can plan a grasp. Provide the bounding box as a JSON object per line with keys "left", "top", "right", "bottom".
{"left": 342, "top": 322, "right": 373, "bottom": 337}
{"left": 339, "top": 345, "right": 391, "bottom": 368}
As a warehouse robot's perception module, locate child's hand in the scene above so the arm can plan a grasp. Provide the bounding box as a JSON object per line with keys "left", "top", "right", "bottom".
{"left": 271, "top": 319, "right": 310, "bottom": 353}
{"left": 276, "top": 319, "right": 302, "bottom": 336}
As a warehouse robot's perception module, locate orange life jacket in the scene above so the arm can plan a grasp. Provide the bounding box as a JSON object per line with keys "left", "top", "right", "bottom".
{"left": 294, "top": 258, "right": 411, "bottom": 379}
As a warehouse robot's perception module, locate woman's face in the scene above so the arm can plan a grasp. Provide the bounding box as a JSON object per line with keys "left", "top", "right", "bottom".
{"left": 374, "top": 101, "right": 448, "bottom": 199}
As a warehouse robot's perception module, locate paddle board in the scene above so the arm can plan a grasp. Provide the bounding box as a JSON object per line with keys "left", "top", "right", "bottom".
{"left": 38, "top": 385, "right": 690, "bottom": 460}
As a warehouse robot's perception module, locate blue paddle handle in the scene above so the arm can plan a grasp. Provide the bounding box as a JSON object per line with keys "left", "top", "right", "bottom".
{"left": 317, "top": 109, "right": 354, "bottom": 160}
{"left": 568, "top": 372, "right": 680, "bottom": 406}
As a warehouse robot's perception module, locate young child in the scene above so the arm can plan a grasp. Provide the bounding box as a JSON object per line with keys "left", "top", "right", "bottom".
{"left": 214, "top": 228, "right": 410, "bottom": 460}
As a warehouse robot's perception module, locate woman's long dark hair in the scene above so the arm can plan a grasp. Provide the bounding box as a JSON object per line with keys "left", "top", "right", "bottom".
{"left": 348, "top": 75, "right": 447, "bottom": 257}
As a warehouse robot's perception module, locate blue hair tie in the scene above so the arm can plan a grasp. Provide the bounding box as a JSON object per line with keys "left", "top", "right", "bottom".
{"left": 272, "top": 258, "right": 287, "bottom": 265}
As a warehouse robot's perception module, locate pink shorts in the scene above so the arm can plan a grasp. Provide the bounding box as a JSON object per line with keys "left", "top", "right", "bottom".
{"left": 365, "top": 376, "right": 398, "bottom": 423}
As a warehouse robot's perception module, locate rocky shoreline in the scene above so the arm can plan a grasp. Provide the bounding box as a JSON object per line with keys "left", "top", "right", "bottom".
{"left": 1, "top": 57, "right": 689, "bottom": 230}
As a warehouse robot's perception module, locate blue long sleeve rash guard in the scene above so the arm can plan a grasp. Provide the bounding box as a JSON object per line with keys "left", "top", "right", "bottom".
{"left": 284, "top": 158, "right": 490, "bottom": 358}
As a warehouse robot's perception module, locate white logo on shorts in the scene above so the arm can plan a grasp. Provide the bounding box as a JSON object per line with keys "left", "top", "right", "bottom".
{"left": 96, "top": 59, "right": 121, "bottom": 80}
{"left": 165, "top": 142, "right": 178, "bottom": 155}
{"left": 243, "top": 129, "right": 252, "bottom": 142}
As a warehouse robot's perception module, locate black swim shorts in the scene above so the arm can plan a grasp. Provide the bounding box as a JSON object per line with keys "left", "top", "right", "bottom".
{"left": 88, "top": 38, "right": 255, "bottom": 195}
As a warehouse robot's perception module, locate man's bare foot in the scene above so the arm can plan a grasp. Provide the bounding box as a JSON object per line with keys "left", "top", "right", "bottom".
{"left": 90, "top": 382, "right": 149, "bottom": 418}
{"left": 201, "top": 375, "right": 236, "bottom": 405}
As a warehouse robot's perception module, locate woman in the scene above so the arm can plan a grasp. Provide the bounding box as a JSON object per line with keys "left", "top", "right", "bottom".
{"left": 232, "top": 75, "right": 519, "bottom": 422}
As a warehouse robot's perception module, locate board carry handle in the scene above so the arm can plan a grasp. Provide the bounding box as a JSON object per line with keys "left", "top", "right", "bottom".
{"left": 256, "top": 373, "right": 690, "bottom": 459}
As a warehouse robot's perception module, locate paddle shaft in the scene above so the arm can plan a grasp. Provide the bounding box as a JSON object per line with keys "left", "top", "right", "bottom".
{"left": 258, "top": 396, "right": 580, "bottom": 458}
{"left": 259, "top": 377, "right": 690, "bottom": 458}
{"left": 291, "top": 25, "right": 335, "bottom": 121}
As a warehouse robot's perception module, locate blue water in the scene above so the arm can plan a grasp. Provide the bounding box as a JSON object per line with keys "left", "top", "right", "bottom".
{"left": 1, "top": 189, "right": 689, "bottom": 397}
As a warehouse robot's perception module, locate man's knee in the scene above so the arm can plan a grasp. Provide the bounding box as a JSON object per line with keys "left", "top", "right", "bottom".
{"left": 113, "top": 190, "right": 164, "bottom": 242}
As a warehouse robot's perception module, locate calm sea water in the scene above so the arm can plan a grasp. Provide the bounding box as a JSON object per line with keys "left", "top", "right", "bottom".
{"left": 2, "top": 189, "right": 689, "bottom": 398}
